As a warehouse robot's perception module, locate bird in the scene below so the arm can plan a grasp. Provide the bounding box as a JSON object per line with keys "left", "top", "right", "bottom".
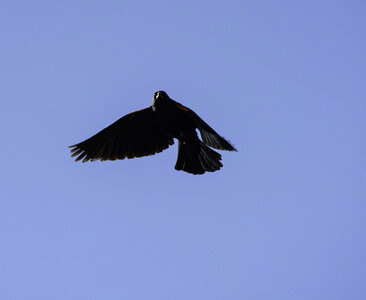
{"left": 69, "top": 91, "right": 236, "bottom": 175}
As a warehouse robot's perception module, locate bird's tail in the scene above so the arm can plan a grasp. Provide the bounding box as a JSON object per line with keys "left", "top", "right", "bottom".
{"left": 174, "top": 141, "right": 223, "bottom": 175}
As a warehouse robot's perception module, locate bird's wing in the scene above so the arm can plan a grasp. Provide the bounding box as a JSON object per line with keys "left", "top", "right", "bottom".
{"left": 176, "top": 103, "right": 237, "bottom": 151}
{"left": 69, "top": 107, "right": 174, "bottom": 162}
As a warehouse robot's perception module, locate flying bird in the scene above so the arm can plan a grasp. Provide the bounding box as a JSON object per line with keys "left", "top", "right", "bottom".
{"left": 69, "top": 91, "right": 236, "bottom": 174}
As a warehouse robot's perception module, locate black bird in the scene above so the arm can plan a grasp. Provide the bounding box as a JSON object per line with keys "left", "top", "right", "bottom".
{"left": 69, "top": 91, "right": 236, "bottom": 174}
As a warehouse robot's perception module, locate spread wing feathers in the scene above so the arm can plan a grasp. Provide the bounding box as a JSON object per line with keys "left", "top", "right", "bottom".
{"left": 69, "top": 107, "right": 174, "bottom": 162}
{"left": 176, "top": 103, "right": 237, "bottom": 151}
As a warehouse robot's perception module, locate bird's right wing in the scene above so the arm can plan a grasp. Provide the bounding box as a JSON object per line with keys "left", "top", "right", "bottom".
{"left": 69, "top": 107, "right": 174, "bottom": 162}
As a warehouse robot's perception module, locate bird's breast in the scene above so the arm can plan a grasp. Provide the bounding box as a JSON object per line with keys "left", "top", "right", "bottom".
{"left": 153, "top": 105, "right": 196, "bottom": 140}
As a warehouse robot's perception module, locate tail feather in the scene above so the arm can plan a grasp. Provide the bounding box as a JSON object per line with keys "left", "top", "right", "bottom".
{"left": 200, "top": 145, "right": 222, "bottom": 171}
{"left": 175, "top": 141, "right": 222, "bottom": 175}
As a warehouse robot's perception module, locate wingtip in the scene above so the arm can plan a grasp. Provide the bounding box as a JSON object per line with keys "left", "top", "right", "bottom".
{"left": 224, "top": 140, "right": 237, "bottom": 152}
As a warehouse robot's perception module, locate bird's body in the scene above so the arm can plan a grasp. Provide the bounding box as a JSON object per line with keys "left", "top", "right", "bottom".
{"left": 69, "top": 91, "right": 236, "bottom": 174}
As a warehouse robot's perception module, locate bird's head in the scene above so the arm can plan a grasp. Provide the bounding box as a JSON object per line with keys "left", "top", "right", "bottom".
{"left": 152, "top": 90, "right": 169, "bottom": 110}
{"left": 154, "top": 90, "right": 168, "bottom": 99}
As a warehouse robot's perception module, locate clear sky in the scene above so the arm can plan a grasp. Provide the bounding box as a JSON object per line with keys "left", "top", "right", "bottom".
{"left": 1, "top": 0, "right": 365, "bottom": 299}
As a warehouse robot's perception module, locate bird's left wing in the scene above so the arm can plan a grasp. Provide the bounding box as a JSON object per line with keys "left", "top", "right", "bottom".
{"left": 175, "top": 102, "right": 237, "bottom": 151}
{"left": 69, "top": 107, "right": 174, "bottom": 162}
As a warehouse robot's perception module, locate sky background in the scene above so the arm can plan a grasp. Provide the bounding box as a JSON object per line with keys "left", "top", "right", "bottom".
{"left": 1, "top": 0, "right": 365, "bottom": 299}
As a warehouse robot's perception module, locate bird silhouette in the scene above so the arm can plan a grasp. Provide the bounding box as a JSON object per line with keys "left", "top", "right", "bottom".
{"left": 69, "top": 91, "right": 236, "bottom": 174}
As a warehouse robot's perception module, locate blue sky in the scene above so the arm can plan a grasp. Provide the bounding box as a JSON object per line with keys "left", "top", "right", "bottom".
{"left": 1, "top": 0, "right": 365, "bottom": 299}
